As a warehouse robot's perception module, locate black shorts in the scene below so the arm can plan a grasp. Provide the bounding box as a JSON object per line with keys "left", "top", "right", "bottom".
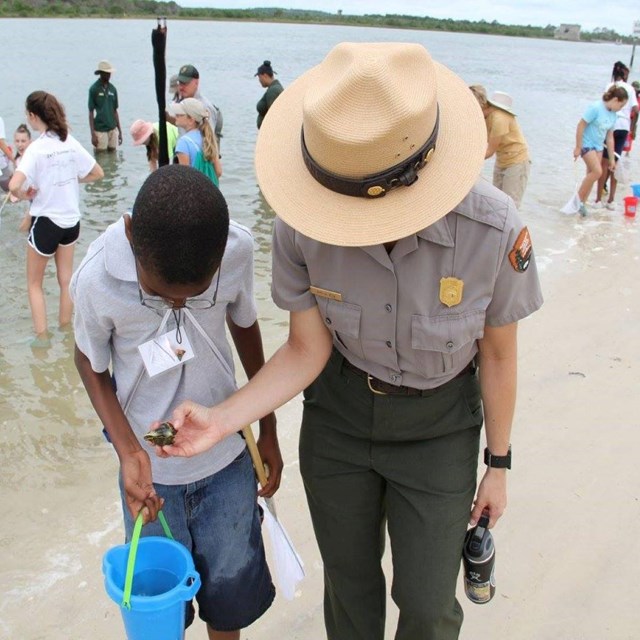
{"left": 28, "top": 216, "right": 80, "bottom": 257}
{"left": 602, "top": 129, "right": 628, "bottom": 160}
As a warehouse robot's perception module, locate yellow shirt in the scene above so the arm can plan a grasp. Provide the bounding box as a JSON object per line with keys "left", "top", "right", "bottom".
{"left": 486, "top": 107, "right": 529, "bottom": 168}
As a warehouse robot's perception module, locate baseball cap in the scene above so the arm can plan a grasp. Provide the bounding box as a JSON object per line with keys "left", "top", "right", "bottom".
{"left": 177, "top": 64, "right": 199, "bottom": 83}
{"left": 168, "top": 98, "right": 209, "bottom": 123}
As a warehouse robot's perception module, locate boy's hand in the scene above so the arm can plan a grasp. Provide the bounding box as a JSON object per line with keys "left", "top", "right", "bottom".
{"left": 257, "top": 413, "right": 283, "bottom": 499}
{"left": 120, "top": 449, "right": 164, "bottom": 523}
{"left": 156, "top": 400, "right": 223, "bottom": 458}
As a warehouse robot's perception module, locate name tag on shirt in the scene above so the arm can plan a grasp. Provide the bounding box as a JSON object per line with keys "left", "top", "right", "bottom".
{"left": 138, "top": 329, "right": 195, "bottom": 377}
{"left": 310, "top": 286, "right": 343, "bottom": 302}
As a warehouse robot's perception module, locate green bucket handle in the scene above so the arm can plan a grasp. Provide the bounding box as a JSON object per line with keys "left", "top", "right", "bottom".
{"left": 122, "top": 510, "right": 174, "bottom": 610}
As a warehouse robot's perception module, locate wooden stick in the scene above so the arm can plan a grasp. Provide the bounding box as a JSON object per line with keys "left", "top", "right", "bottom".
{"left": 242, "top": 425, "right": 269, "bottom": 488}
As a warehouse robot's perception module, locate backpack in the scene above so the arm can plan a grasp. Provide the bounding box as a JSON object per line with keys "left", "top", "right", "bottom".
{"left": 182, "top": 135, "right": 219, "bottom": 187}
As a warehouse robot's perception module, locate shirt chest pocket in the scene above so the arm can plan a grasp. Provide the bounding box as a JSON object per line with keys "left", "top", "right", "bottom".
{"left": 411, "top": 310, "right": 485, "bottom": 377}
{"left": 317, "top": 297, "right": 365, "bottom": 360}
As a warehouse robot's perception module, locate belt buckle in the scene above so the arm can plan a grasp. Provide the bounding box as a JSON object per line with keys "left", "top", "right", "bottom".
{"left": 367, "top": 374, "right": 387, "bottom": 396}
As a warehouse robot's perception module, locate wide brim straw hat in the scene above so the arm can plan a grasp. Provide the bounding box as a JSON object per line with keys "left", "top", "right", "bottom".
{"left": 255, "top": 42, "right": 486, "bottom": 247}
{"left": 487, "top": 90, "right": 516, "bottom": 116}
{"left": 95, "top": 60, "right": 116, "bottom": 74}
{"left": 130, "top": 120, "right": 155, "bottom": 146}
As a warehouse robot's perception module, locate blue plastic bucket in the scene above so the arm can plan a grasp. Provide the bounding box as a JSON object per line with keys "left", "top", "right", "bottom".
{"left": 103, "top": 523, "right": 200, "bottom": 640}
{"left": 631, "top": 184, "right": 640, "bottom": 198}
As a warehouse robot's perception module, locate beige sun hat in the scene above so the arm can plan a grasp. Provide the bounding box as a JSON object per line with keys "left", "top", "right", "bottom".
{"left": 255, "top": 42, "right": 486, "bottom": 247}
{"left": 168, "top": 98, "right": 209, "bottom": 124}
{"left": 488, "top": 91, "right": 516, "bottom": 116}
{"left": 95, "top": 60, "right": 116, "bottom": 75}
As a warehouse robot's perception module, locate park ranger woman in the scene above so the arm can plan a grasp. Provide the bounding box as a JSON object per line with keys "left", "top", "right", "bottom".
{"left": 157, "top": 42, "right": 543, "bottom": 640}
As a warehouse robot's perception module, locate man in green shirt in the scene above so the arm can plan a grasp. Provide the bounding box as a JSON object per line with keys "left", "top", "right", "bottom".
{"left": 255, "top": 60, "right": 284, "bottom": 129}
{"left": 88, "top": 60, "right": 122, "bottom": 152}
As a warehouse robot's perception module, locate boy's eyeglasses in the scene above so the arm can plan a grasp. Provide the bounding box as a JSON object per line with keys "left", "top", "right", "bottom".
{"left": 136, "top": 264, "right": 221, "bottom": 311}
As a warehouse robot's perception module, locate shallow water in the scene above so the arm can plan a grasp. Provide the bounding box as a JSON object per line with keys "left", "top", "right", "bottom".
{"left": 0, "top": 18, "right": 638, "bottom": 639}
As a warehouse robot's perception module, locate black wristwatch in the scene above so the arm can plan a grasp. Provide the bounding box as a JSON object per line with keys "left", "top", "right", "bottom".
{"left": 484, "top": 445, "right": 512, "bottom": 469}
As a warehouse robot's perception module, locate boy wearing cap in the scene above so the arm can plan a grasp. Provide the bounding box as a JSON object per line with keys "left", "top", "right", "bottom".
{"left": 71, "top": 165, "right": 279, "bottom": 639}
{"left": 160, "top": 43, "right": 543, "bottom": 640}
{"left": 173, "top": 64, "right": 222, "bottom": 146}
{"left": 88, "top": 60, "right": 122, "bottom": 151}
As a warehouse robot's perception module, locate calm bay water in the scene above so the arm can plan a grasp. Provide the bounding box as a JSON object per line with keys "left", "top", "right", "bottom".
{"left": 0, "top": 18, "right": 638, "bottom": 639}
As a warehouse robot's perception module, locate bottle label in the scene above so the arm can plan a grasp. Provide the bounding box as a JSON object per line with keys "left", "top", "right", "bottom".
{"left": 464, "top": 565, "right": 495, "bottom": 604}
{"left": 464, "top": 579, "right": 492, "bottom": 604}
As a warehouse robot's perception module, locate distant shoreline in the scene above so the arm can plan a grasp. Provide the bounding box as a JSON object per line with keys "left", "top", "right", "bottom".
{"left": 2, "top": 8, "right": 635, "bottom": 44}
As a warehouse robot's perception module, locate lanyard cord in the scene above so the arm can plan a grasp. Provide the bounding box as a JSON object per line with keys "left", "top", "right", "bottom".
{"left": 172, "top": 308, "right": 183, "bottom": 344}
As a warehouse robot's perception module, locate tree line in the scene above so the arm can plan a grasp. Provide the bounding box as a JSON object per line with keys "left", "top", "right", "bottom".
{"left": 1, "top": 2, "right": 635, "bottom": 43}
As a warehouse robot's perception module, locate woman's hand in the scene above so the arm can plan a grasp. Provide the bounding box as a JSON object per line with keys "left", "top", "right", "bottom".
{"left": 155, "top": 400, "right": 223, "bottom": 458}
{"left": 469, "top": 468, "right": 507, "bottom": 529}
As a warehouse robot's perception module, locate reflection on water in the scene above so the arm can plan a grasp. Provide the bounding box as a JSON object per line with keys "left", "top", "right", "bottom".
{"left": 251, "top": 189, "right": 277, "bottom": 304}
{"left": 252, "top": 188, "right": 277, "bottom": 254}
{"left": 83, "top": 149, "right": 134, "bottom": 231}
{"left": 1, "top": 327, "right": 106, "bottom": 491}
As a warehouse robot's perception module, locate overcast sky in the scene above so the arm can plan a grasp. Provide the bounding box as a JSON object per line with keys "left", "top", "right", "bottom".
{"left": 178, "top": 1, "right": 640, "bottom": 35}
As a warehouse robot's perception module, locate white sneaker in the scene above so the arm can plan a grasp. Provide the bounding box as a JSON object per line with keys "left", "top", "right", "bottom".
{"left": 605, "top": 202, "right": 616, "bottom": 210}
{"left": 592, "top": 201, "right": 604, "bottom": 209}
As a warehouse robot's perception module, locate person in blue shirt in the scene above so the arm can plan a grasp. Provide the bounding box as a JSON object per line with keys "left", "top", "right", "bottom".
{"left": 573, "top": 85, "right": 628, "bottom": 216}
{"left": 170, "top": 98, "right": 222, "bottom": 186}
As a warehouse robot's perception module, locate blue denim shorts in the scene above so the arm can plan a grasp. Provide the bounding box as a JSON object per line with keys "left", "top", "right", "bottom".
{"left": 580, "top": 146, "right": 600, "bottom": 157}
{"left": 120, "top": 447, "right": 275, "bottom": 631}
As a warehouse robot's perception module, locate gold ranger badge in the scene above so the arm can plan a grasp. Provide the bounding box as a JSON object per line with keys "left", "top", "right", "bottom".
{"left": 439, "top": 277, "right": 464, "bottom": 307}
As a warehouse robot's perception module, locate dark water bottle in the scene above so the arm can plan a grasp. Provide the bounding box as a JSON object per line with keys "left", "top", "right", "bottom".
{"left": 462, "top": 511, "right": 495, "bottom": 604}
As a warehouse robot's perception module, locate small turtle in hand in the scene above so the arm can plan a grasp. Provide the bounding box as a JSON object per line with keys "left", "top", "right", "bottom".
{"left": 143, "top": 422, "right": 177, "bottom": 446}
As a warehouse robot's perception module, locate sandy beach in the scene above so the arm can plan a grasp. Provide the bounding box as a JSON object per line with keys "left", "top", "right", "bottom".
{"left": 3, "top": 159, "right": 640, "bottom": 640}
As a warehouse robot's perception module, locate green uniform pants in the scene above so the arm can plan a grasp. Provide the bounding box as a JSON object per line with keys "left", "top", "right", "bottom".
{"left": 300, "top": 349, "right": 483, "bottom": 640}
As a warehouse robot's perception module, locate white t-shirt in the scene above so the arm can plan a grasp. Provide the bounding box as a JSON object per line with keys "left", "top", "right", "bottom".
{"left": 0, "top": 117, "right": 8, "bottom": 170}
{"left": 17, "top": 131, "right": 96, "bottom": 228}
{"left": 605, "top": 81, "right": 639, "bottom": 131}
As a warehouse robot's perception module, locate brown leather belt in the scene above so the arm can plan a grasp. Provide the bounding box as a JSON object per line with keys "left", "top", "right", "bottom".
{"left": 341, "top": 358, "right": 474, "bottom": 396}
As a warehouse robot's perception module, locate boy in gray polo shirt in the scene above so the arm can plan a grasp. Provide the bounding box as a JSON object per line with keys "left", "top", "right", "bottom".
{"left": 71, "top": 165, "right": 279, "bottom": 638}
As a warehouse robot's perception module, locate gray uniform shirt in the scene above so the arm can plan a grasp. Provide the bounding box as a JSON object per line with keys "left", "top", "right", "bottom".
{"left": 271, "top": 179, "right": 543, "bottom": 390}
{"left": 71, "top": 217, "right": 257, "bottom": 484}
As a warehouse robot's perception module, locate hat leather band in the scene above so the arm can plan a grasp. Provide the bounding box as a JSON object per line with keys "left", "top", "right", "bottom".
{"left": 301, "top": 107, "right": 439, "bottom": 199}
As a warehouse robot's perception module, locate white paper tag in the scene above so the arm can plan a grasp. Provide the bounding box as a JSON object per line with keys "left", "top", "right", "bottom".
{"left": 138, "top": 329, "right": 195, "bottom": 377}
